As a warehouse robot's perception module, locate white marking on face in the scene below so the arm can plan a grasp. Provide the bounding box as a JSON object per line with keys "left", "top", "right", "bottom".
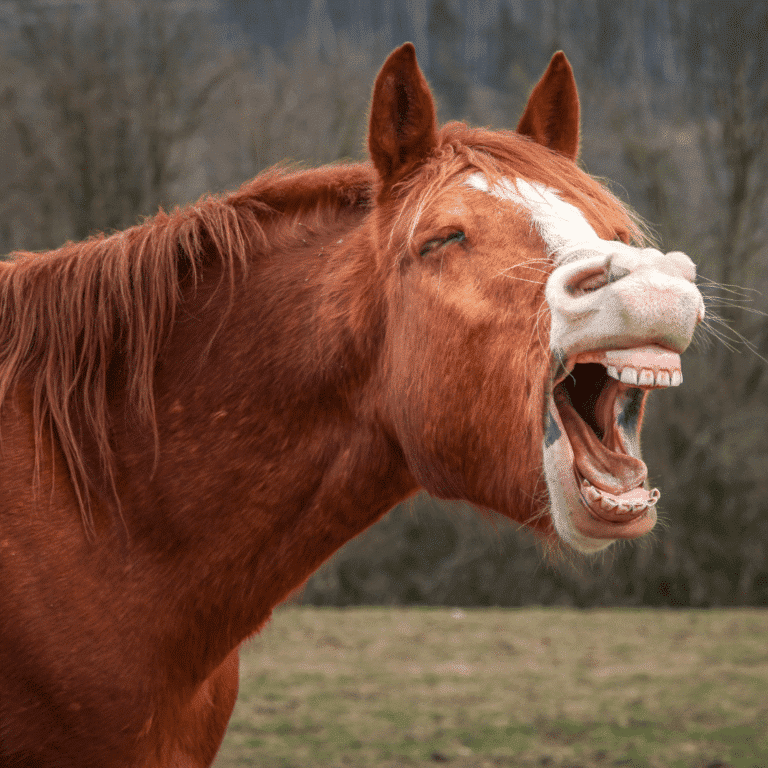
{"left": 465, "top": 173, "right": 607, "bottom": 265}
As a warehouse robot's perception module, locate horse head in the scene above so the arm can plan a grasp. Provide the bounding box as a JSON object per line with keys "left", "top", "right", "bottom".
{"left": 368, "top": 44, "right": 703, "bottom": 553}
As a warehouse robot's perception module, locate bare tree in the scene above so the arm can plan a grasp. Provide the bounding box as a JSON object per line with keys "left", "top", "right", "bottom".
{"left": 637, "top": 0, "right": 768, "bottom": 605}
{"left": 242, "top": 30, "right": 387, "bottom": 175}
{"left": 0, "top": 0, "right": 241, "bottom": 253}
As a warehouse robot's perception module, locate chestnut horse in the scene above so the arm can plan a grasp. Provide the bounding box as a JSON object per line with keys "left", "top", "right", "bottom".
{"left": 0, "top": 45, "right": 703, "bottom": 767}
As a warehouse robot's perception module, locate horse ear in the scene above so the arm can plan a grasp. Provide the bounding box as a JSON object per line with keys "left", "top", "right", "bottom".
{"left": 517, "top": 52, "right": 580, "bottom": 161}
{"left": 368, "top": 43, "right": 438, "bottom": 188}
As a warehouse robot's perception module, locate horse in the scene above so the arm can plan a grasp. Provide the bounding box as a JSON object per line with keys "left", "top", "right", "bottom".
{"left": 0, "top": 43, "right": 703, "bottom": 767}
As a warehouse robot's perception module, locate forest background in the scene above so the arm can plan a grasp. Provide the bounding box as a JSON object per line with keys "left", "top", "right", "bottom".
{"left": 1, "top": 0, "right": 766, "bottom": 607}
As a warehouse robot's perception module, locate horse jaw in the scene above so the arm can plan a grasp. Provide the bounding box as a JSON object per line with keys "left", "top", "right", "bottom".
{"left": 543, "top": 376, "right": 657, "bottom": 553}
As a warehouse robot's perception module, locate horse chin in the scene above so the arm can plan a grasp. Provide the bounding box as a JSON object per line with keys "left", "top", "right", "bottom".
{"left": 543, "top": 346, "right": 680, "bottom": 553}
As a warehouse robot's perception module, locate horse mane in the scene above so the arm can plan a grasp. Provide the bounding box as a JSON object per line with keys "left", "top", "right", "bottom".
{"left": 0, "top": 164, "right": 373, "bottom": 538}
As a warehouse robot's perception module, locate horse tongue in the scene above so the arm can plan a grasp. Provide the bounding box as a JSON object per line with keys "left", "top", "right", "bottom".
{"left": 556, "top": 393, "right": 647, "bottom": 495}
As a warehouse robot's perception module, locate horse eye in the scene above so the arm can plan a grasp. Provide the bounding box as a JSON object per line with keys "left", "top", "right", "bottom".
{"left": 445, "top": 231, "right": 466, "bottom": 245}
{"left": 419, "top": 231, "right": 466, "bottom": 257}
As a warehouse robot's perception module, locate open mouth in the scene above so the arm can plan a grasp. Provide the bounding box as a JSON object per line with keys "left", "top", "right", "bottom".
{"left": 547, "top": 344, "right": 682, "bottom": 541}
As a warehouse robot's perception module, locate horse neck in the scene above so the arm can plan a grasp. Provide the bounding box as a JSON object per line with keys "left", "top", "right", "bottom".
{"left": 111, "top": 205, "right": 417, "bottom": 675}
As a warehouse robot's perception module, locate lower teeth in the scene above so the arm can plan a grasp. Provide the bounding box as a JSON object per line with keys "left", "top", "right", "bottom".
{"left": 579, "top": 478, "right": 660, "bottom": 513}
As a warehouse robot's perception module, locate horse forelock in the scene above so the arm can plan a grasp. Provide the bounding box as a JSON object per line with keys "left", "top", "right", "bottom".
{"left": 0, "top": 164, "right": 372, "bottom": 538}
{"left": 383, "top": 123, "right": 648, "bottom": 261}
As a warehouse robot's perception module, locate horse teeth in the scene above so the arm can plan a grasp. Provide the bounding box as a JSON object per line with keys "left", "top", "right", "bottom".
{"left": 607, "top": 365, "right": 682, "bottom": 389}
{"left": 583, "top": 481, "right": 659, "bottom": 517}
{"left": 620, "top": 367, "right": 639, "bottom": 386}
{"left": 584, "top": 485, "right": 600, "bottom": 502}
{"left": 638, "top": 369, "right": 655, "bottom": 387}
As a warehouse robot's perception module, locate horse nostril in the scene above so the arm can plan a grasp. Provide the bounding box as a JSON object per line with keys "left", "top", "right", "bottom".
{"left": 568, "top": 268, "right": 608, "bottom": 295}
{"left": 567, "top": 256, "right": 633, "bottom": 297}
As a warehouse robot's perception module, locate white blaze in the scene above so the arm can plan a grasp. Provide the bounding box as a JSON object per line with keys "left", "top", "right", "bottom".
{"left": 465, "top": 173, "right": 607, "bottom": 264}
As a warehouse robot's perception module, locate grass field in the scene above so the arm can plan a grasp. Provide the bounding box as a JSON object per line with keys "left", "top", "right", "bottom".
{"left": 214, "top": 607, "right": 768, "bottom": 768}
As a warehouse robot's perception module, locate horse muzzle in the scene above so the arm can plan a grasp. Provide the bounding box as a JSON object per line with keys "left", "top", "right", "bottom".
{"left": 546, "top": 246, "right": 704, "bottom": 357}
{"left": 542, "top": 245, "right": 704, "bottom": 552}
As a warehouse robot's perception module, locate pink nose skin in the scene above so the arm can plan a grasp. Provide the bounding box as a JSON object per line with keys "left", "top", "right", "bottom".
{"left": 546, "top": 245, "right": 705, "bottom": 359}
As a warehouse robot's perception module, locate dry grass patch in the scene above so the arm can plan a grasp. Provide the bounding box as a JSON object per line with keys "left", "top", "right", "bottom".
{"left": 215, "top": 607, "right": 768, "bottom": 767}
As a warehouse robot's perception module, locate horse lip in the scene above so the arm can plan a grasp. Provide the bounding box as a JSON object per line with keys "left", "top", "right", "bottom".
{"left": 571, "top": 488, "right": 658, "bottom": 540}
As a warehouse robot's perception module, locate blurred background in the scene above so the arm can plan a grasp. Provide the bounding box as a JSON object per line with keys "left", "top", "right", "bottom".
{"left": 1, "top": 0, "right": 766, "bottom": 607}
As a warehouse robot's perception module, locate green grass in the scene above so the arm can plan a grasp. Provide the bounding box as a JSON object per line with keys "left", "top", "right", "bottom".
{"left": 214, "top": 607, "right": 768, "bottom": 767}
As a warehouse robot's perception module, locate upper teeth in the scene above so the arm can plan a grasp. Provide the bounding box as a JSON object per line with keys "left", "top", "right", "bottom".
{"left": 607, "top": 365, "right": 682, "bottom": 388}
